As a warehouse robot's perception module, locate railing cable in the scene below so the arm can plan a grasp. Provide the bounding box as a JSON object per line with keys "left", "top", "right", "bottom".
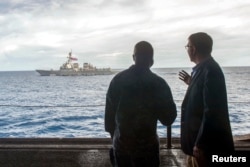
{"left": 0, "top": 101, "right": 248, "bottom": 108}
{"left": 0, "top": 104, "right": 105, "bottom": 108}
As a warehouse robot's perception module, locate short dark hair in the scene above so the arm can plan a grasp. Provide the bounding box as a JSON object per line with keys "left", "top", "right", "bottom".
{"left": 134, "top": 41, "right": 154, "bottom": 67}
{"left": 189, "top": 32, "right": 213, "bottom": 55}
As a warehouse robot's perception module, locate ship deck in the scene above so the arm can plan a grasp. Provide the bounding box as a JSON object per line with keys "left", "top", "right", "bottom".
{"left": 0, "top": 136, "right": 249, "bottom": 167}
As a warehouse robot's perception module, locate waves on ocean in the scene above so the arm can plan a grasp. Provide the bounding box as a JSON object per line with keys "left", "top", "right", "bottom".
{"left": 0, "top": 67, "right": 249, "bottom": 138}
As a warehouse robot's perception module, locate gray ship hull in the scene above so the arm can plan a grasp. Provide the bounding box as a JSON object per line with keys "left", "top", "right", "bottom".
{"left": 36, "top": 51, "right": 115, "bottom": 76}
{"left": 36, "top": 69, "right": 114, "bottom": 76}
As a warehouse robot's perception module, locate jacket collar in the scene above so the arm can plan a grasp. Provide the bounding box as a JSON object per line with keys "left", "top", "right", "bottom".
{"left": 187, "top": 56, "right": 214, "bottom": 90}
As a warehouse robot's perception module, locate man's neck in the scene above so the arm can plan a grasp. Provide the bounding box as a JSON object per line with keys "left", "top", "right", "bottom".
{"left": 194, "top": 54, "right": 211, "bottom": 65}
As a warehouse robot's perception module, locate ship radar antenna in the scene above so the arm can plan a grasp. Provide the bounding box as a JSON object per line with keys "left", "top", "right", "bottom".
{"left": 69, "top": 49, "right": 72, "bottom": 57}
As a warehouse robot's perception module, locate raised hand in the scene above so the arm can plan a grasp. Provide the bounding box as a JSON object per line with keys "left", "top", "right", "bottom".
{"left": 179, "top": 70, "right": 191, "bottom": 85}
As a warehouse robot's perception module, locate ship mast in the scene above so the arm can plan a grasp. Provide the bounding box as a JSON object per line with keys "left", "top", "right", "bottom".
{"left": 67, "top": 49, "right": 73, "bottom": 64}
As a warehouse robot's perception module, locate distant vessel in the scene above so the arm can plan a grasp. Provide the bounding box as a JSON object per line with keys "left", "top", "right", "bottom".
{"left": 36, "top": 51, "right": 114, "bottom": 76}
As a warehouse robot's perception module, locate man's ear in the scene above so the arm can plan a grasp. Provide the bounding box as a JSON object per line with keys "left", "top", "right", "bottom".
{"left": 150, "top": 59, "right": 154, "bottom": 67}
{"left": 133, "top": 54, "right": 136, "bottom": 62}
{"left": 191, "top": 46, "right": 196, "bottom": 56}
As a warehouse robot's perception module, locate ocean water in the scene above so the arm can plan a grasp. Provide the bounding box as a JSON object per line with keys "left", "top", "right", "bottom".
{"left": 0, "top": 67, "right": 249, "bottom": 138}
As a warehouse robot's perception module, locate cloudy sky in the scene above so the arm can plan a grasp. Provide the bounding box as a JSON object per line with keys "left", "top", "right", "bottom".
{"left": 0, "top": 0, "right": 250, "bottom": 71}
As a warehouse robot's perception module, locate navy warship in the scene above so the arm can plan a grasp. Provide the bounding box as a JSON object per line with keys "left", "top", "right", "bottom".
{"left": 36, "top": 51, "right": 113, "bottom": 76}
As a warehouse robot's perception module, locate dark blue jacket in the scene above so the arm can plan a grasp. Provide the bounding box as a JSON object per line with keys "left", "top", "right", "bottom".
{"left": 181, "top": 57, "right": 234, "bottom": 156}
{"left": 105, "top": 65, "right": 177, "bottom": 153}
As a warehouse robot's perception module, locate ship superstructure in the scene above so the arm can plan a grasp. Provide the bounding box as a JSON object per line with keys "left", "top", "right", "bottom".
{"left": 36, "top": 51, "right": 113, "bottom": 76}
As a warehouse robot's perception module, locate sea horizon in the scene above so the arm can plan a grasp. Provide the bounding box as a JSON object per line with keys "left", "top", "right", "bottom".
{"left": 0, "top": 65, "right": 250, "bottom": 72}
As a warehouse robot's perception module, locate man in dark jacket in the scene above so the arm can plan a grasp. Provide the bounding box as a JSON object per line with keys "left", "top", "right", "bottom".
{"left": 105, "top": 41, "right": 177, "bottom": 167}
{"left": 179, "top": 32, "right": 234, "bottom": 166}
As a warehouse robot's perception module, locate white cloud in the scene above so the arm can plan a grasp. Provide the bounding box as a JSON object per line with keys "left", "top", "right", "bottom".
{"left": 0, "top": 0, "right": 250, "bottom": 71}
{"left": 3, "top": 44, "right": 19, "bottom": 52}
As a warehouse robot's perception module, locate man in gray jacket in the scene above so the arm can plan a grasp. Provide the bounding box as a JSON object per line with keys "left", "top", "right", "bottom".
{"left": 105, "top": 41, "right": 177, "bottom": 167}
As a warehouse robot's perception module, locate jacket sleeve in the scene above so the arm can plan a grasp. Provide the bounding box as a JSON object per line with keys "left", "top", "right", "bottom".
{"left": 104, "top": 80, "right": 116, "bottom": 138}
{"left": 156, "top": 80, "right": 177, "bottom": 126}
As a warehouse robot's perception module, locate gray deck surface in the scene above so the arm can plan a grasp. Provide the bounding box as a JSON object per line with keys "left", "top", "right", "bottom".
{"left": 0, "top": 137, "right": 249, "bottom": 167}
